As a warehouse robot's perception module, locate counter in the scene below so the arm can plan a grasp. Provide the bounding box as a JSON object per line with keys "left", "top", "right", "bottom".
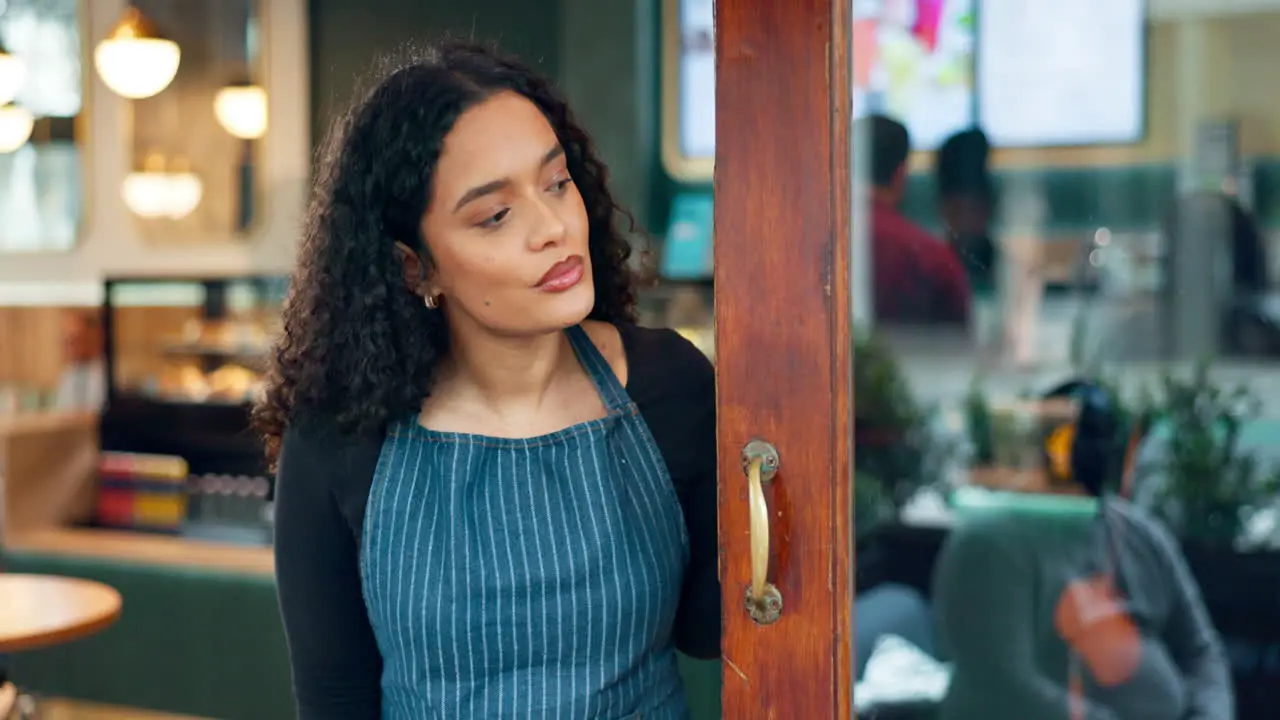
{"left": 7, "top": 527, "right": 272, "bottom": 575}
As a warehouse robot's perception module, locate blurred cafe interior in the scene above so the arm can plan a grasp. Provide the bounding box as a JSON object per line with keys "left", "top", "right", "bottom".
{"left": 3, "top": 0, "right": 1280, "bottom": 717}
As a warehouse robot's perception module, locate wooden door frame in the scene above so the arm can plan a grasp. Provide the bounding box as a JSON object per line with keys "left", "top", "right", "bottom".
{"left": 714, "top": 0, "right": 853, "bottom": 717}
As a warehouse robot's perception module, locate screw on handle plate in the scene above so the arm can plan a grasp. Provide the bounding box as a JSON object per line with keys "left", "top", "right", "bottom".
{"left": 745, "top": 582, "right": 783, "bottom": 625}
{"left": 740, "top": 439, "right": 779, "bottom": 483}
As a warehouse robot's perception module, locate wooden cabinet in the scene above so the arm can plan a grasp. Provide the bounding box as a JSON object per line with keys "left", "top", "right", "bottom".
{"left": 0, "top": 411, "right": 100, "bottom": 542}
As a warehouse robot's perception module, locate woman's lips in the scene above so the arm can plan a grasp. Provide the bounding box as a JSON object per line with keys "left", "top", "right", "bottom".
{"left": 536, "top": 255, "right": 584, "bottom": 292}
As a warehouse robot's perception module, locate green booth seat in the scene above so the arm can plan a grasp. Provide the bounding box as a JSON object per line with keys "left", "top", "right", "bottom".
{"left": 4, "top": 548, "right": 723, "bottom": 719}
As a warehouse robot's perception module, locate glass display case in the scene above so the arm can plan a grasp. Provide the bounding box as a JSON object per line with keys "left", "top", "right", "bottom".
{"left": 97, "top": 275, "right": 286, "bottom": 545}
{"left": 104, "top": 276, "right": 285, "bottom": 404}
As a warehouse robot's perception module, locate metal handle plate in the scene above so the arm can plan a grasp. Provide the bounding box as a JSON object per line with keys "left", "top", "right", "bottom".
{"left": 741, "top": 439, "right": 782, "bottom": 625}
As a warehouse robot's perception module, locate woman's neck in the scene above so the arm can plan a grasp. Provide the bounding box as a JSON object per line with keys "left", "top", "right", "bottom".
{"left": 441, "top": 321, "right": 575, "bottom": 412}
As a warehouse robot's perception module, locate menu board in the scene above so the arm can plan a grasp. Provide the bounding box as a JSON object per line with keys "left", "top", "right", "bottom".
{"left": 671, "top": 0, "right": 975, "bottom": 165}
{"left": 854, "top": 0, "right": 977, "bottom": 151}
{"left": 676, "top": 0, "right": 715, "bottom": 161}
{"left": 977, "top": 0, "right": 1146, "bottom": 147}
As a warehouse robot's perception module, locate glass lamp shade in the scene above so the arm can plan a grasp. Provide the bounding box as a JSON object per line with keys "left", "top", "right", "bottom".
{"left": 122, "top": 168, "right": 203, "bottom": 220}
{"left": 94, "top": 7, "right": 180, "bottom": 100}
{"left": 214, "top": 84, "right": 267, "bottom": 140}
{"left": 0, "top": 104, "right": 34, "bottom": 154}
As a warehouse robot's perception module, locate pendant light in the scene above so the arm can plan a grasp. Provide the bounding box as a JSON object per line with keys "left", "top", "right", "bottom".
{"left": 122, "top": 153, "right": 203, "bottom": 220}
{"left": 94, "top": 6, "right": 180, "bottom": 100}
{"left": 0, "top": 103, "right": 33, "bottom": 154}
{"left": 213, "top": 81, "right": 267, "bottom": 140}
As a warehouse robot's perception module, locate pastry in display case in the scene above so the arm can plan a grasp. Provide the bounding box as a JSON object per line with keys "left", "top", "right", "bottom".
{"left": 106, "top": 277, "right": 283, "bottom": 404}
{"left": 96, "top": 276, "right": 287, "bottom": 546}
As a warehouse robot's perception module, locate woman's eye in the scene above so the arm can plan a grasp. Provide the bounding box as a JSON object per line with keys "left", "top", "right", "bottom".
{"left": 478, "top": 208, "right": 510, "bottom": 228}
{"left": 549, "top": 177, "right": 573, "bottom": 193}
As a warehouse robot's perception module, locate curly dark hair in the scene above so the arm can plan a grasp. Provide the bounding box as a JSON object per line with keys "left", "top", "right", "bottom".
{"left": 253, "top": 42, "right": 642, "bottom": 465}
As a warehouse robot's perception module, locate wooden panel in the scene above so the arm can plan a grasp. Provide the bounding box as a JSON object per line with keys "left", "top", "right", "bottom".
{"left": 0, "top": 412, "right": 100, "bottom": 539}
{"left": 714, "top": 0, "right": 852, "bottom": 716}
{"left": 39, "top": 698, "right": 209, "bottom": 719}
{"left": 0, "top": 307, "right": 69, "bottom": 391}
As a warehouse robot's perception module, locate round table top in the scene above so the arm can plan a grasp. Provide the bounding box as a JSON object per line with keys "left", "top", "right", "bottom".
{"left": 0, "top": 574, "right": 122, "bottom": 652}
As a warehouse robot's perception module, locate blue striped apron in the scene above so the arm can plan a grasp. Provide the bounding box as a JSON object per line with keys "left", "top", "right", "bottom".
{"left": 360, "top": 325, "right": 691, "bottom": 719}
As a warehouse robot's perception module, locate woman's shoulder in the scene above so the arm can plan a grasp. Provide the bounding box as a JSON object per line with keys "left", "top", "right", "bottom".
{"left": 609, "top": 322, "right": 714, "bottom": 393}
{"left": 279, "top": 414, "right": 386, "bottom": 493}
{"left": 283, "top": 414, "right": 385, "bottom": 457}
{"left": 277, "top": 413, "right": 387, "bottom": 540}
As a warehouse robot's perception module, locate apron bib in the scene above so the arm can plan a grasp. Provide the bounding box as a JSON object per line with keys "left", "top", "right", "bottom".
{"left": 361, "top": 325, "right": 691, "bottom": 719}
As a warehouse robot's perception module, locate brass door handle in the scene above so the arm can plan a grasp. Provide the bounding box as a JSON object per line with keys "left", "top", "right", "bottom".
{"left": 741, "top": 439, "right": 783, "bottom": 624}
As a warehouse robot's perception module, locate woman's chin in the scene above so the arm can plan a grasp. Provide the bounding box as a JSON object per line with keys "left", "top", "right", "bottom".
{"left": 542, "top": 285, "right": 597, "bottom": 328}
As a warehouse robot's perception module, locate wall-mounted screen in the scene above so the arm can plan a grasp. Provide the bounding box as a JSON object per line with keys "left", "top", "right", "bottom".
{"left": 853, "top": 0, "right": 977, "bottom": 151}
{"left": 662, "top": 0, "right": 714, "bottom": 181}
{"left": 977, "top": 0, "right": 1146, "bottom": 147}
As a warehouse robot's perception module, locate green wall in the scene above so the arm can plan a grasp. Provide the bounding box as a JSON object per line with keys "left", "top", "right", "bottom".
{"left": 307, "top": 0, "right": 662, "bottom": 230}
{"left": 308, "top": 0, "right": 562, "bottom": 149}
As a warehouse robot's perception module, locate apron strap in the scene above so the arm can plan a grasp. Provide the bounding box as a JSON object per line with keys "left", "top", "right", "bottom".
{"left": 564, "top": 324, "right": 630, "bottom": 413}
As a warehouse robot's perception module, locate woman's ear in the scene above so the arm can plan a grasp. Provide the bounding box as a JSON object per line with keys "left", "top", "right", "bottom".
{"left": 394, "top": 241, "right": 433, "bottom": 297}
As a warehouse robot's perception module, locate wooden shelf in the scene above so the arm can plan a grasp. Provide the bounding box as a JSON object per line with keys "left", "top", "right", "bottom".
{"left": 7, "top": 528, "right": 273, "bottom": 576}
{"left": 40, "top": 697, "right": 210, "bottom": 719}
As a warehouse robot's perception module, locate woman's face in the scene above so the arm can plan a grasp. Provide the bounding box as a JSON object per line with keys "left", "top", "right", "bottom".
{"left": 416, "top": 91, "right": 593, "bottom": 337}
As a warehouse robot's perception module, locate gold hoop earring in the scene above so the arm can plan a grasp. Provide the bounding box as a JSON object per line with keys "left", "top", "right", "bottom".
{"left": 424, "top": 293, "right": 440, "bottom": 310}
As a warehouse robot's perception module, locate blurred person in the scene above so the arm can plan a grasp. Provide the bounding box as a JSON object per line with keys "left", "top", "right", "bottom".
{"left": 933, "top": 381, "right": 1231, "bottom": 720}
{"left": 1164, "top": 191, "right": 1276, "bottom": 356}
{"left": 256, "top": 42, "right": 718, "bottom": 719}
{"left": 53, "top": 308, "right": 105, "bottom": 411}
{"left": 1163, "top": 191, "right": 1269, "bottom": 296}
{"left": 862, "top": 113, "right": 970, "bottom": 325}
{"left": 936, "top": 127, "right": 998, "bottom": 295}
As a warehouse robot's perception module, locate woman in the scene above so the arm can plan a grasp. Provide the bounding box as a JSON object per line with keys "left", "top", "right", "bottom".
{"left": 254, "top": 43, "right": 719, "bottom": 719}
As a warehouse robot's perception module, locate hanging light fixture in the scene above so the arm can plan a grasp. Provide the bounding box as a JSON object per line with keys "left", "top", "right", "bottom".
{"left": 121, "top": 153, "right": 203, "bottom": 220}
{"left": 0, "top": 103, "right": 33, "bottom": 154}
{"left": 214, "top": 82, "right": 267, "bottom": 140}
{"left": 0, "top": 40, "right": 25, "bottom": 106}
{"left": 94, "top": 6, "right": 180, "bottom": 100}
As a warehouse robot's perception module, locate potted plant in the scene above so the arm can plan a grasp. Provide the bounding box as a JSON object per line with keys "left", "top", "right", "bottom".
{"left": 854, "top": 333, "right": 954, "bottom": 530}
{"left": 1144, "top": 361, "right": 1280, "bottom": 548}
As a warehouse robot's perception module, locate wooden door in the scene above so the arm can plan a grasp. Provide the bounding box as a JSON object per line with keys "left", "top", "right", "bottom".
{"left": 713, "top": 0, "right": 853, "bottom": 717}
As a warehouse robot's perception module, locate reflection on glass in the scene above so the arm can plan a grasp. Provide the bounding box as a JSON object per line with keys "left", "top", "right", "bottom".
{"left": 0, "top": 142, "right": 79, "bottom": 250}
{"left": 2, "top": 0, "right": 81, "bottom": 117}
{"left": 129, "top": 0, "right": 262, "bottom": 240}
{"left": 0, "top": 0, "right": 82, "bottom": 252}
{"left": 852, "top": 1, "right": 1280, "bottom": 717}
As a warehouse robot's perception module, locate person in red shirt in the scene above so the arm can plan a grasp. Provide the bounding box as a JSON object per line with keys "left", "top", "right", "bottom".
{"left": 862, "top": 114, "right": 970, "bottom": 325}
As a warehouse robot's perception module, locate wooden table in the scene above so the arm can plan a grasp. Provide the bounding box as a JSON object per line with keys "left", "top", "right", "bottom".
{"left": 0, "top": 574, "right": 122, "bottom": 652}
